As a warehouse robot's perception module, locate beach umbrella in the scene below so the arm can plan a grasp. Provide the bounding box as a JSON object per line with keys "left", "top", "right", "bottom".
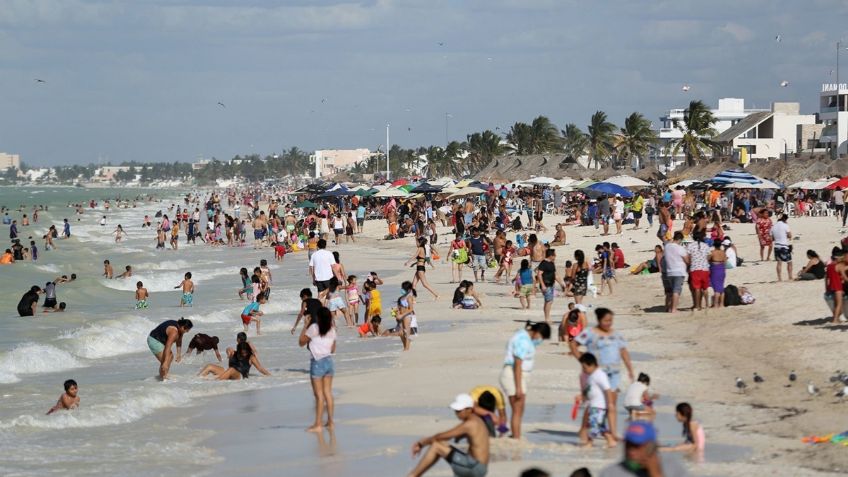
{"left": 749, "top": 176, "right": 782, "bottom": 189}
{"left": 552, "top": 178, "right": 575, "bottom": 188}
{"left": 375, "top": 187, "right": 410, "bottom": 198}
{"left": 711, "top": 169, "right": 762, "bottom": 186}
{"left": 355, "top": 188, "right": 376, "bottom": 197}
{"left": 585, "top": 182, "right": 634, "bottom": 198}
{"left": 319, "top": 185, "right": 352, "bottom": 197}
{"left": 398, "top": 184, "right": 414, "bottom": 192}
{"left": 294, "top": 200, "right": 318, "bottom": 209}
{"left": 604, "top": 175, "right": 650, "bottom": 188}
{"left": 391, "top": 178, "right": 409, "bottom": 186}
{"left": 523, "top": 176, "right": 557, "bottom": 185}
{"left": 826, "top": 176, "right": 848, "bottom": 190}
{"left": 573, "top": 180, "right": 597, "bottom": 189}
{"left": 669, "top": 179, "right": 704, "bottom": 189}
{"left": 410, "top": 182, "right": 444, "bottom": 194}
{"left": 447, "top": 186, "right": 487, "bottom": 199}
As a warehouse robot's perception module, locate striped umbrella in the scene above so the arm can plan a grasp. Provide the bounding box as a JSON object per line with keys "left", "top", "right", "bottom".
{"left": 710, "top": 169, "right": 762, "bottom": 186}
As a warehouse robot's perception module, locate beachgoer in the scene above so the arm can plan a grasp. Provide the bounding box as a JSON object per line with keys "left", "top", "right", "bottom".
{"left": 514, "top": 259, "right": 534, "bottom": 309}
{"left": 405, "top": 237, "right": 439, "bottom": 299}
{"left": 661, "top": 403, "right": 705, "bottom": 454}
{"left": 469, "top": 386, "right": 508, "bottom": 435}
{"left": 662, "top": 232, "right": 689, "bottom": 313}
{"left": 576, "top": 352, "right": 617, "bottom": 448}
{"left": 187, "top": 333, "right": 222, "bottom": 361}
{"left": 103, "top": 259, "right": 114, "bottom": 279}
{"left": 449, "top": 233, "right": 468, "bottom": 283}
{"left": 292, "top": 287, "right": 323, "bottom": 334}
{"left": 708, "top": 242, "right": 727, "bottom": 308}
{"left": 771, "top": 214, "right": 793, "bottom": 281}
{"left": 796, "top": 250, "right": 825, "bottom": 281}
{"left": 309, "top": 238, "right": 335, "bottom": 299}
{"left": 147, "top": 318, "right": 193, "bottom": 380}
{"left": 46, "top": 379, "right": 80, "bottom": 415}
{"left": 686, "top": 231, "right": 711, "bottom": 311}
{"left": 199, "top": 341, "right": 269, "bottom": 380}
{"left": 241, "top": 294, "right": 266, "bottom": 335}
{"left": 599, "top": 421, "right": 691, "bottom": 477}
{"left": 299, "top": 306, "right": 337, "bottom": 432}
{"left": 135, "top": 281, "right": 149, "bottom": 309}
{"left": 408, "top": 393, "right": 490, "bottom": 477}
{"left": 500, "top": 321, "right": 551, "bottom": 439}
{"left": 623, "top": 373, "right": 657, "bottom": 421}
{"left": 174, "top": 272, "right": 194, "bottom": 307}
{"left": 357, "top": 315, "right": 382, "bottom": 337}
{"left": 536, "top": 249, "right": 566, "bottom": 323}
{"left": 755, "top": 209, "right": 773, "bottom": 261}
{"left": 17, "top": 285, "right": 42, "bottom": 317}
{"left": 825, "top": 247, "right": 846, "bottom": 324}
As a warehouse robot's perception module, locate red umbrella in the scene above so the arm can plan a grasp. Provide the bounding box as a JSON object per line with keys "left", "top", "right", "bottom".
{"left": 825, "top": 177, "right": 848, "bottom": 190}
{"left": 391, "top": 179, "right": 409, "bottom": 186}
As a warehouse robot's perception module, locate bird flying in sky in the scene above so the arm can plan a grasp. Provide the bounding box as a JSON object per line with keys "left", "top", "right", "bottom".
{"left": 34, "top": 78, "right": 45, "bottom": 83}
{"left": 217, "top": 102, "right": 226, "bottom": 108}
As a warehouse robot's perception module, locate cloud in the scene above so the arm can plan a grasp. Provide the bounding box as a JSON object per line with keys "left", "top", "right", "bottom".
{"left": 717, "top": 22, "right": 754, "bottom": 42}
{"left": 800, "top": 30, "right": 828, "bottom": 47}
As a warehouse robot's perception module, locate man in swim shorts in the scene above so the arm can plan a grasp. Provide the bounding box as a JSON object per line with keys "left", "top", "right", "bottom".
{"left": 409, "top": 393, "right": 490, "bottom": 477}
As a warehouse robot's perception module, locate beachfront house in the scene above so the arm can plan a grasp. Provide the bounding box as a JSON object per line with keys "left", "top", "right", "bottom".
{"left": 712, "top": 102, "right": 816, "bottom": 161}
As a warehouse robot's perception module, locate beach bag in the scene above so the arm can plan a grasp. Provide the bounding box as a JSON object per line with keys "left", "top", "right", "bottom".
{"left": 453, "top": 248, "right": 468, "bottom": 264}
{"left": 432, "top": 251, "right": 440, "bottom": 260}
{"left": 724, "top": 285, "right": 742, "bottom": 307}
{"left": 488, "top": 258, "right": 498, "bottom": 268}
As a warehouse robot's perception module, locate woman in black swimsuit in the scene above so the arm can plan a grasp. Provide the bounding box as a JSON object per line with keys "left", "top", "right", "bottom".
{"left": 404, "top": 237, "right": 439, "bottom": 300}
{"left": 198, "top": 342, "right": 270, "bottom": 380}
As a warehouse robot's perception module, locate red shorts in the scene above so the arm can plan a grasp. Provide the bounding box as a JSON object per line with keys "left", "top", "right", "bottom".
{"left": 241, "top": 314, "right": 252, "bottom": 325}
{"left": 689, "top": 270, "right": 710, "bottom": 290}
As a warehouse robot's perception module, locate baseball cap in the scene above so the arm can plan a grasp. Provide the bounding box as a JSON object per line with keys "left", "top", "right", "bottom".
{"left": 624, "top": 421, "right": 657, "bottom": 445}
{"left": 449, "top": 393, "right": 474, "bottom": 411}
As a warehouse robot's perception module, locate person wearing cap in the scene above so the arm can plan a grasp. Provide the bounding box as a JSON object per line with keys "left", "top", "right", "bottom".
{"left": 825, "top": 246, "right": 847, "bottom": 324}
{"left": 408, "top": 393, "right": 489, "bottom": 477}
{"left": 599, "top": 421, "right": 690, "bottom": 477}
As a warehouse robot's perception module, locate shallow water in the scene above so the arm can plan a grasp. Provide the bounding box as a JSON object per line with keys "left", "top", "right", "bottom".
{"left": 0, "top": 186, "right": 405, "bottom": 476}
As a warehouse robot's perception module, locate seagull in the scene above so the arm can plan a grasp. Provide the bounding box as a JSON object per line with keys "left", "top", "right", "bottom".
{"left": 437, "top": 42, "right": 444, "bottom": 46}
{"left": 321, "top": 98, "right": 326, "bottom": 104}
{"left": 753, "top": 372, "right": 764, "bottom": 383}
{"left": 789, "top": 370, "right": 797, "bottom": 382}
{"left": 807, "top": 381, "right": 819, "bottom": 396}
{"left": 775, "top": 34, "right": 781, "bottom": 42}
{"left": 780, "top": 80, "right": 790, "bottom": 87}
{"left": 681, "top": 84, "right": 691, "bottom": 92}
{"left": 736, "top": 377, "right": 747, "bottom": 393}
{"left": 34, "top": 78, "right": 46, "bottom": 83}
{"left": 836, "top": 386, "right": 848, "bottom": 399}
{"left": 487, "top": 57, "right": 493, "bottom": 61}
{"left": 217, "top": 102, "right": 226, "bottom": 108}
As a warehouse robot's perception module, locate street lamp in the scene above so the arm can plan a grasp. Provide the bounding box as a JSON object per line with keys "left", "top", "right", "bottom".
{"left": 445, "top": 113, "right": 453, "bottom": 147}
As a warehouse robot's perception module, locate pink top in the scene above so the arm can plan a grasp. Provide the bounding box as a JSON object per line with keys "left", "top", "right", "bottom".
{"left": 305, "top": 323, "right": 336, "bottom": 361}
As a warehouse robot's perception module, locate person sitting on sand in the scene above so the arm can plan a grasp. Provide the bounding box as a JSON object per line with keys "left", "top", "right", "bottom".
{"left": 408, "top": 393, "right": 489, "bottom": 477}
{"left": 623, "top": 373, "right": 657, "bottom": 421}
{"left": 46, "top": 379, "right": 79, "bottom": 415}
{"left": 796, "top": 249, "right": 825, "bottom": 281}
{"left": 576, "top": 352, "right": 617, "bottom": 448}
{"left": 549, "top": 223, "right": 566, "bottom": 247}
{"left": 452, "top": 280, "right": 482, "bottom": 309}
{"left": 661, "top": 402, "right": 705, "bottom": 454}
{"left": 559, "top": 303, "right": 587, "bottom": 344}
{"left": 187, "top": 333, "right": 222, "bottom": 362}
{"left": 357, "top": 315, "right": 382, "bottom": 337}
{"left": 630, "top": 245, "right": 663, "bottom": 275}
{"left": 199, "top": 341, "right": 269, "bottom": 380}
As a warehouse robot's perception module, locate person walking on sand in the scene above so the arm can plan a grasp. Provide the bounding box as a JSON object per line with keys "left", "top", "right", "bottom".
{"left": 147, "top": 318, "right": 193, "bottom": 380}
{"left": 299, "top": 306, "right": 337, "bottom": 432}
{"left": 570, "top": 308, "right": 634, "bottom": 441}
{"left": 408, "top": 393, "right": 490, "bottom": 477}
{"left": 771, "top": 213, "right": 793, "bottom": 281}
{"left": 405, "top": 237, "right": 439, "bottom": 300}
{"left": 499, "top": 321, "right": 551, "bottom": 440}
{"left": 536, "top": 249, "right": 566, "bottom": 323}
{"left": 755, "top": 208, "right": 773, "bottom": 261}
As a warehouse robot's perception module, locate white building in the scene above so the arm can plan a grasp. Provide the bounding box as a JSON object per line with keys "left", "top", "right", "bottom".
{"left": 819, "top": 83, "right": 848, "bottom": 156}
{"left": 310, "top": 149, "right": 374, "bottom": 178}
{"left": 0, "top": 152, "right": 21, "bottom": 170}
{"left": 657, "top": 98, "right": 768, "bottom": 167}
{"left": 713, "top": 102, "right": 817, "bottom": 160}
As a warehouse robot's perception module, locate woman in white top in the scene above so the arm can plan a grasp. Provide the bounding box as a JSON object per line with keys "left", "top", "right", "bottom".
{"left": 299, "top": 306, "right": 337, "bottom": 432}
{"left": 613, "top": 195, "right": 625, "bottom": 235}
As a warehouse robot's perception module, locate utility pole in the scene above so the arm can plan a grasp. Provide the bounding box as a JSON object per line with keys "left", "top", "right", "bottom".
{"left": 386, "top": 123, "right": 390, "bottom": 181}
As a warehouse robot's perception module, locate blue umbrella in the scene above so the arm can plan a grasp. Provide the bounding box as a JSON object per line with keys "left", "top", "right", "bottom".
{"left": 586, "top": 182, "right": 634, "bottom": 198}
{"left": 711, "top": 169, "right": 762, "bottom": 186}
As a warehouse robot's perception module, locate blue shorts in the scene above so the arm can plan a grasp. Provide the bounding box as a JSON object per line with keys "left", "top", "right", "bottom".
{"left": 605, "top": 368, "right": 622, "bottom": 391}
{"left": 310, "top": 356, "right": 335, "bottom": 378}
{"left": 543, "top": 286, "right": 555, "bottom": 303}
{"left": 588, "top": 407, "right": 609, "bottom": 438}
{"left": 472, "top": 254, "right": 487, "bottom": 270}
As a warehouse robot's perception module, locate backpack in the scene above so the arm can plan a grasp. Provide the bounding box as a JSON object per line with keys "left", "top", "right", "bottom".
{"left": 724, "top": 284, "right": 742, "bottom": 307}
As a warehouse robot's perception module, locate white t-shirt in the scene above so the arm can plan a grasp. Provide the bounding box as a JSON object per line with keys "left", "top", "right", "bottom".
{"left": 583, "top": 369, "right": 611, "bottom": 409}
{"left": 835, "top": 190, "right": 844, "bottom": 206}
{"left": 725, "top": 246, "right": 737, "bottom": 269}
{"left": 624, "top": 382, "right": 648, "bottom": 408}
{"left": 663, "top": 242, "right": 689, "bottom": 277}
{"left": 305, "top": 323, "right": 336, "bottom": 360}
{"left": 771, "top": 221, "right": 791, "bottom": 247}
{"left": 309, "top": 249, "right": 335, "bottom": 281}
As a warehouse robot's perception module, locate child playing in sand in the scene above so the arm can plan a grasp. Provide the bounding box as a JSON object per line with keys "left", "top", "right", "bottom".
{"left": 357, "top": 315, "right": 382, "bottom": 337}
{"left": 241, "top": 294, "right": 265, "bottom": 335}
{"left": 135, "top": 281, "right": 149, "bottom": 309}
{"left": 559, "top": 303, "right": 587, "bottom": 344}
{"left": 174, "top": 272, "right": 194, "bottom": 307}
{"left": 624, "top": 372, "right": 658, "bottom": 421}
{"left": 662, "top": 402, "right": 706, "bottom": 453}
{"left": 577, "top": 352, "right": 616, "bottom": 448}
{"left": 492, "top": 240, "right": 516, "bottom": 284}
{"left": 46, "top": 379, "right": 79, "bottom": 415}
{"left": 363, "top": 280, "right": 382, "bottom": 324}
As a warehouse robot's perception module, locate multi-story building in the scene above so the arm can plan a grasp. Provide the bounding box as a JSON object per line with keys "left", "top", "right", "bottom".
{"left": 712, "top": 102, "right": 817, "bottom": 160}
{"left": 0, "top": 152, "right": 21, "bottom": 170}
{"left": 657, "top": 98, "right": 769, "bottom": 168}
{"left": 310, "top": 149, "right": 374, "bottom": 178}
{"left": 819, "top": 83, "right": 848, "bottom": 156}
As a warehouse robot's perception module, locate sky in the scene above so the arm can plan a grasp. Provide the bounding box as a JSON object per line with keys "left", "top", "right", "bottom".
{"left": 1, "top": 0, "right": 847, "bottom": 166}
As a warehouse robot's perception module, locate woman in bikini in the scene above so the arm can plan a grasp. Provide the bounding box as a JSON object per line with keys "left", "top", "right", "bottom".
{"left": 405, "top": 237, "right": 439, "bottom": 299}
{"left": 198, "top": 342, "right": 270, "bottom": 380}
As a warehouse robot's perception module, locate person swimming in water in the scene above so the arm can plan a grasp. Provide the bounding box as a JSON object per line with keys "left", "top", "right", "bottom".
{"left": 46, "top": 379, "right": 79, "bottom": 415}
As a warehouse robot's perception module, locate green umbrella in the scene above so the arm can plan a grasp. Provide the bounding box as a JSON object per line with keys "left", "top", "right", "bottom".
{"left": 398, "top": 184, "right": 414, "bottom": 192}
{"left": 294, "top": 200, "right": 318, "bottom": 209}
{"left": 355, "top": 188, "right": 376, "bottom": 197}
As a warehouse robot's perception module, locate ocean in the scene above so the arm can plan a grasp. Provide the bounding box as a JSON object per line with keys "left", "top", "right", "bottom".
{"left": 0, "top": 186, "right": 399, "bottom": 476}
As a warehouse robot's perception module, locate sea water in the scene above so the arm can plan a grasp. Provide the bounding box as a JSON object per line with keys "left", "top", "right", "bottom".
{"left": 0, "top": 186, "right": 400, "bottom": 476}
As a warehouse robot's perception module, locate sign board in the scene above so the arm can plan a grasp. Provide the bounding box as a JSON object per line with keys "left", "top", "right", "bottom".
{"left": 822, "top": 83, "right": 848, "bottom": 92}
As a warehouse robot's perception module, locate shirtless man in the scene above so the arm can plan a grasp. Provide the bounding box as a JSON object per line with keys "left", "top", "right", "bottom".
{"left": 658, "top": 201, "right": 672, "bottom": 243}
{"left": 252, "top": 213, "right": 265, "bottom": 249}
{"left": 103, "top": 260, "right": 114, "bottom": 279}
{"left": 408, "top": 394, "right": 490, "bottom": 477}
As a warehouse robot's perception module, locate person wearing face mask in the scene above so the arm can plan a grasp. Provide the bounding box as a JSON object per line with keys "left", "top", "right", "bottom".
{"left": 499, "top": 320, "right": 551, "bottom": 440}
{"left": 570, "top": 307, "right": 634, "bottom": 441}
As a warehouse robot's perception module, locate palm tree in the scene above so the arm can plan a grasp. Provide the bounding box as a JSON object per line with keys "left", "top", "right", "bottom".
{"left": 615, "top": 112, "right": 657, "bottom": 169}
{"left": 506, "top": 122, "right": 534, "bottom": 155}
{"left": 586, "top": 111, "right": 616, "bottom": 169}
{"left": 424, "top": 145, "right": 459, "bottom": 177}
{"left": 669, "top": 100, "right": 718, "bottom": 167}
{"left": 561, "top": 123, "right": 588, "bottom": 161}
{"left": 466, "top": 130, "right": 506, "bottom": 171}
{"left": 529, "top": 115, "right": 561, "bottom": 153}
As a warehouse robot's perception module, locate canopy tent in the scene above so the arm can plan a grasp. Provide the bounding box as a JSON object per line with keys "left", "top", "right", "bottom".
{"left": 319, "top": 185, "right": 353, "bottom": 197}
{"left": 551, "top": 178, "right": 576, "bottom": 188}
{"left": 603, "top": 175, "right": 650, "bottom": 188}
{"left": 523, "top": 176, "right": 557, "bottom": 185}
{"left": 294, "top": 200, "right": 319, "bottom": 209}
{"left": 668, "top": 179, "right": 704, "bottom": 189}
{"left": 572, "top": 180, "right": 597, "bottom": 189}
{"left": 585, "top": 182, "right": 634, "bottom": 198}
{"left": 826, "top": 176, "right": 848, "bottom": 190}
{"left": 355, "top": 188, "right": 377, "bottom": 197}
{"left": 710, "top": 169, "right": 762, "bottom": 186}
{"left": 787, "top": 179, "right": 832, "bottom": 190}
{"left": 447, "top": 186, "right": 487, "bottom": 199}
{"left": 295, "top": 183, "right": 329, "bottom": 194}
{"left": 374, "top": 187, "right": 410, "bottom": 198}
{"left": 430, "top": 177, "right": 456, "bottom": 187}
{"left": 410, "top": 182, "right": 444, "bottom": 194}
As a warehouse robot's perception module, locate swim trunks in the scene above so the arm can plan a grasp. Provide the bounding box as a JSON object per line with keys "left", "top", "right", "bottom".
{"left": 241, "top": 314, "right": 252, "bottom": 325}
{"left": 588, "top": 406, "right": 609, "bottom": 438}
{"left": 135, "top": 299, "right": 149, "bottom": 309}
{"left": 182, "top": 293, "right": 193, "bottom": 306}
{"left": 446, "top": 446, "right": 488, "bottom": 477}
{"left": 147, "top": 335, "right": 165, "bottom": 356}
